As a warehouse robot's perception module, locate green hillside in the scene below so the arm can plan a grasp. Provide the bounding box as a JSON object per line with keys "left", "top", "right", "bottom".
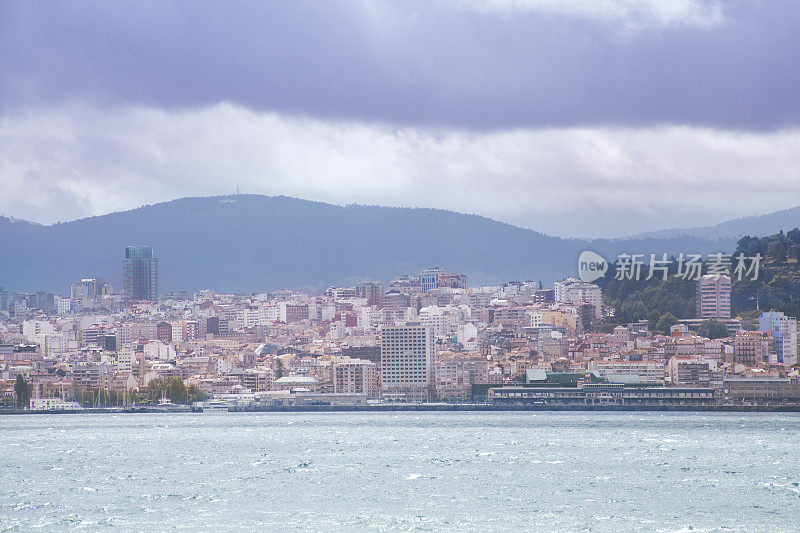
{"left": 599, "top": 229, "right": 800, "bottom": 331}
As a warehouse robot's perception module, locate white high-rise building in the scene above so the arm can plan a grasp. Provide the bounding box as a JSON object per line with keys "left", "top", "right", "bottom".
{"left": 22, "top": 320, "right": 56, "bottom": 345}
{"left": 54, "top": 296, "right": 72, "bottom": 315}
{"left": 418, "top": 306, "right": 448, "bottom": 337}
{"left": 259, "top": 305, "right": 280, "bottom": 323}
{"left": 44, "top": 333, "right": 67, "bottom": 358}
{"left": 115, "top": 348, "right": 136, "bottom": 375}
{"left": 456, "top": 323, "right": 479, "bottom": 351}
{"left": 554, "top": 277, "right": 602, "bottom": 320}
{"left": 380, "top": 324, "right": 434, "bottom": 402}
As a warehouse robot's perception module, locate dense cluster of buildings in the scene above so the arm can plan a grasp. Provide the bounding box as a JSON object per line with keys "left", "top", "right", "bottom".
{"left": 1, "top": 251, "right": 799, "bottom": 410}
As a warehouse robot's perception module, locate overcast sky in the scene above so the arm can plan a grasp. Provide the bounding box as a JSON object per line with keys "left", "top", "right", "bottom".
{"left": 1, "top": 0, "right": 799, "bottom": 237}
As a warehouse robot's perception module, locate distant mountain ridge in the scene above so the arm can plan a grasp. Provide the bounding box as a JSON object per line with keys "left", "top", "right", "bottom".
{"left": 631, "top": 205, "right": 800, "bottom": 240}
{"left": 0, "top": 195, "right": 739, "bottom": 294}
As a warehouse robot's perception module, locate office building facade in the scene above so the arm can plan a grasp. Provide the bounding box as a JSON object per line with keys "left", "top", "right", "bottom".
{"left": 420, "top": 267, "right": 445, "bottom": 293}
{"left": 380, "top": 324, "right": 434, "bottom": 402}
{"left": 355, "top": 281, "right": 385, "bottom": 308}
{"left": 123, "top": 246, "right": 158, "bottom": 301}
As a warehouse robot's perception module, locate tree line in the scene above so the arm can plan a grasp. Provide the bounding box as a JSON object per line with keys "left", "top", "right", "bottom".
{"left": 598, "top": 228, "right": 800, "bottom": 334}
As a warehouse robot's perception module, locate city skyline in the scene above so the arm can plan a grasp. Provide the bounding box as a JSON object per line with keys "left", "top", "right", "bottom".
{"left": 3, "top": 243, "right": 798, "bottom": 412}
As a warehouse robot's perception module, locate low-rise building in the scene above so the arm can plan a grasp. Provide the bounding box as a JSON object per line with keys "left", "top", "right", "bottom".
{"left": 723, "top": 378, "right": 800, "bottom": 404}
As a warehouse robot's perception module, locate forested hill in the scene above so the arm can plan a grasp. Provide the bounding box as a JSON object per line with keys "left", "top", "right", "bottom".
{"left": 0, "top": 195, "right": 734, "bottom": 294}
{"left": 599, "top": 229, "right": 800, "bottom": 332}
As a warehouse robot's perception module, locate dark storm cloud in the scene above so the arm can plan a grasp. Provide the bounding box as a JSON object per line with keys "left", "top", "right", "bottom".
{"left": 1, "top": 0, "right": 798, "bottom": 130}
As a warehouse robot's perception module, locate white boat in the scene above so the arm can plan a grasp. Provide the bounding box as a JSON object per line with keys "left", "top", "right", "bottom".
{"left": 153, "top": 392, "right": 189, "bottom": 412}
{"left": 200, "top": 399, "right": 230, "bottom": 412}
{"left": 32, "top": 398, "right": 83, "bottom": 411}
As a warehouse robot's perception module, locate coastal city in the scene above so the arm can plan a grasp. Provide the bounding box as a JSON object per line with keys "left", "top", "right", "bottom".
{"left": 2, "top": 245, "right": 799, "bottom": 412}
{"left": 6, "top": 2, "right": 800, "bottom": 531}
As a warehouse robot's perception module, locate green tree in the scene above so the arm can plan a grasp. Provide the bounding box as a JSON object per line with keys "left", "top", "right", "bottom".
{"left": 167, "top": 378, "right": 187, "bottom": 404}
{"left": 187, "top": 385, "right": 209, "bottom": 403}
{"left": 619, "top": 296, "right": 647, "bottom": 323}
{"left": 696, "top": 319, "right": 730, "bottom": 340}
{"left": 767, "top": 241, "right": 787, "bottom": 263}
{"left": 14, "top": 375, "right": 31, "bottom": 409}
{"left": 597, "top": 323, "right": 617, "bottom": 334}
{"left": 82, "top": 389, "right": 95, "bottom": 407}
{"left": 145, "top": 377, "right": 188, "bottom": 404}
{"left": 655, "top": 313, "right": 678, "bottom": 336}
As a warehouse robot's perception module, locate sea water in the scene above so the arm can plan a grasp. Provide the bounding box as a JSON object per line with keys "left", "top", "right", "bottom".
{"left": 2, "top": 412, "right": 799, "bottom": 531}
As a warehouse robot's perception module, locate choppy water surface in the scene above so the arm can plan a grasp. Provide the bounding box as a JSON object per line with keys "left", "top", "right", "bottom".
{"left": 1, "top": 412, "right": 799, "bottom": 531}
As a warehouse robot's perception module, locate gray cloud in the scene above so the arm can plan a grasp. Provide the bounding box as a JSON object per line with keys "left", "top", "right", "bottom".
{"left": 1, "top": 0, "right": 799, "bottom": 130}
{"left": 2, "top": 1, "right": 799, "bottom": 237}
{"left": 2, "top": 103, "right": 800, "bottom": 237}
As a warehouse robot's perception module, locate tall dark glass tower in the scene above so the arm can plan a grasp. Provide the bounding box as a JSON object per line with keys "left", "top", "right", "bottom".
{"left": 122, "top": 246, "right": 158, "bottom": 300}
